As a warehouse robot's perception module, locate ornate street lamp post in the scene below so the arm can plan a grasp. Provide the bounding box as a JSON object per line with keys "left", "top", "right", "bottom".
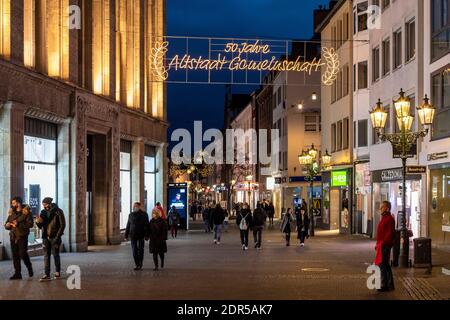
{"left": 298, "top": 144, "right": 331, "bottom": 237}
{"left": 370, "top": 89, "right": 435, "bottom": 268}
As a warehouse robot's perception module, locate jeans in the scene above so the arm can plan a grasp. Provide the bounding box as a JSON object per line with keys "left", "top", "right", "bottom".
{"left": 379, "top": 245, "right": 395, "bottom": 290}
{"left": 253, "top": 226, "right": 263, "bottom": 248}
{"left": 204, "top": 220, "right": 210, "bottom": 232}
{"left": 130, "top": 238, "right": 145, "bottom": 267}
{"left": 11, "top": 236, "right": 33, "bottom": 276}
{"left": 214, "top": 224, "right": 223, "bottom": 242}
{"left": 240, "top": 229, "right": 249, "bottom": 247}
{"left": 43, "top": 238, "right": 61, "bottom": 276}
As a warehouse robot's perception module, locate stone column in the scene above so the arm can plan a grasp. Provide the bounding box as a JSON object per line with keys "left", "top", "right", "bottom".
{"left": 10, "top": 0, "right": 24, "bottom": 65}
{"left": 57, "top": 119, "right": 72, "bottom": 252}
{"left": 131, "top": 139, "right": 145, "bottom": 205}
{"left": 0, "top": 101, "right": 25, "bottom": 259}
{"left": 108, "top": 126, "right": 121, "bottom": 244}
{"left": 70, "top": 99, "right": 88, "bottom": 252}
{"left": 155, "top": 142, "right": 167, "bottom": 208}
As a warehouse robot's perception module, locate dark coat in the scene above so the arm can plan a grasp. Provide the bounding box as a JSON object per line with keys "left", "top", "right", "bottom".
{"left": 281, "top": 213, "right": 293, "bottom": 233}
{"left": 211, "top": 207, "right": 225, "bottom": 225}
{"left": 267, "top": 204, "right": 275, "bottom": 218}
{"left": 149, "top": 217, "right": 168, "bottom": 254}
{"left": 295, "top": 209, "right": 310, "bottom": 231}
{"left": 252, "top": 207, "right": 267, "bottom": 227}
{"left": 168, "top": 209, "right": 181, "bottom": 226}
{"left": 236, "top": 209, "right": 252, "bottom": 229}
{"left": 4, "top": 206, "right": 34, "bottom": 241}
{"left": 125, "top": 210, "right": 150, "bottom": 240}
{"left": 36, "top": 203, "right": 66, "bottom": 240}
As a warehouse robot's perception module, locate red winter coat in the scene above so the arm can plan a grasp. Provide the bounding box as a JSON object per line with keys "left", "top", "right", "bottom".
{"left": 374, "top": 213, "right": 395, "bottom": 265}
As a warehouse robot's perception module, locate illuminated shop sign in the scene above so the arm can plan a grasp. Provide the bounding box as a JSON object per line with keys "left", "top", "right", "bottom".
{"left": 331, "top": 171, "right": 347, "bottom": 187}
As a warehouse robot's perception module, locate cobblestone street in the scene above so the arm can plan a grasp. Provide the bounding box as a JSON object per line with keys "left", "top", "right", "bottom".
{"left": 0, "top": 224, "right": 449, "bottom": 300}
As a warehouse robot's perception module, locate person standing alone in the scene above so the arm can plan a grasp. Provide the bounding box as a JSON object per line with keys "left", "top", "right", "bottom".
{"left": 374, "top": 201, "right": 396, "bottom": 292}
{"left": 36, "top": 197, "right": 66, "bottom": 281}
{"left": 124, "top": 202, "right": 150, "bottom": 271}
{"left": 4, "top": 197, "right": 34, "bottom": 280}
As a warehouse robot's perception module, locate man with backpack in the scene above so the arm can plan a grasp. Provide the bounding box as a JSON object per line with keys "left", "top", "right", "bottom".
{"left": 35, "top": 197, "right": 66, "bottom": 281}
{"left": 236, "top": 203, "right": 252, "bottom": 251}
{"left": 252, "top": 202, "right": 267, "bottom": 250}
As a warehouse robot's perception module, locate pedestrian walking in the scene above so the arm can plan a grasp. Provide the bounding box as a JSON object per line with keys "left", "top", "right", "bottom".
{"left": 223, "top": 209, "right": 230, "bottom": 232}
{"left": 149, "top": 208, "right": 168, "bottom": 271}
{"left": 374, "top": 201, "right": 396, "bottom": 292}
{"left": 295, "top": 206, "right": 310, "bottom": 247}
{"left": 236, "top": 203, "right": 252, "bottom": 250}
{"left": 124, "top": 202, "right": 150, "bottom": 271}
{"left": 154, "top": 202, "right": 166, "bottom": 220}
{"left": 36, "top": 197, "right": 66, "bottom": 281}
{"left": 252, "top": 202, "right": 267, "bottom": 249}
{"left": 211, "top": 203, "right": 225, "bottom": 244}
{"left": 4, "top": 197, "right": 34, "bottom": 280}
{"left": 168, "top": 206, "right": 181, "bottom": 238}
{"left": 281, "top": 208, "right": 294, "bottom": 246}
{"left": 267, "top": 201, "right": 275, "bottom": 227}
{"left": 202, "top": 206, "right": 211, "bottom": 233}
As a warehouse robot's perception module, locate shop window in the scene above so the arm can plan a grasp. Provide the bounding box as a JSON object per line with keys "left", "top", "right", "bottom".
{"left": 429, "top": 168, "right": 450, "bottom": 246}
{"left": 120, "top": 140, "right": 132, "bottom": 229}
{"left": 24, "top": 119, "right": 58, "bottom": 245}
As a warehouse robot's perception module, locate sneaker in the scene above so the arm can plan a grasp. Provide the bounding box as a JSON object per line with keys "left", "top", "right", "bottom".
{"left": 9, "top": 274, "right": 22, "bottom": 280}
{"left": 242, "top": 245, "right": 245, "bottom": 250}
{"left": 40, "top": 275, "right": 52, "bottom": 282}
{"left": 217, "top": 241, "right": 221, "bottom": 245}
{"left": 244, "top": 247, "right": 248, "bottom": 251}
{"left": 54, "top": 272, "right": 61, "bottom": 279}
{"left": 301, "top": 243, "right": 305, "bottom": 247}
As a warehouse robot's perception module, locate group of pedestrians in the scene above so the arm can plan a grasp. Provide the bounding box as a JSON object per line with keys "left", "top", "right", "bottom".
{"left": 4, "top": 196, "right": 65, "bottom": 282}
{"left": 280, "top": 203, "right": 310, "bottom": 247}
{"left": 235, "top": 202, "right": 267, "bottom": 250}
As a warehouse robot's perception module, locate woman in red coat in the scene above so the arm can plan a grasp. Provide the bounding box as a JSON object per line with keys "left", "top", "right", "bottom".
{"left": 375, "top": 201, "right": 396, "bottom": 292}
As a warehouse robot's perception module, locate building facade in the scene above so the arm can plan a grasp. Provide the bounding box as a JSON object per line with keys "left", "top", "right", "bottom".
{"left": 0, "top": 0, "right": 167, "bottom": 259}
{"left": 421, "top": 0, "right": 450, "bottom": 249}
{"left": 317, "top": 0, "right": 354, "bottom": 233}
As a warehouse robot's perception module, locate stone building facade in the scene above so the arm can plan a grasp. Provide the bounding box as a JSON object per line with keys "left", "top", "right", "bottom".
{"left": 0, "top": 0, "right": 167, "bottom": 258}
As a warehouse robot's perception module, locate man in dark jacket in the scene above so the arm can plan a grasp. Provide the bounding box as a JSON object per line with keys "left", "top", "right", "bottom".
{"left": 252, "top": 202, "right": 267, "bottom": 249}
{"left": 125, "top": 202, "right": 150, "bottom": 271}
{"left": 211, "top": 204, "right": 225, "bottom": 244}
{"left": 295, "top": 206, "right": 310, "bottom": 247}
{"left": 36, "top": 197, "right": 66, "bottom": 281}
{"left": 4, "top": 197, "right": 34, "bottom": 280}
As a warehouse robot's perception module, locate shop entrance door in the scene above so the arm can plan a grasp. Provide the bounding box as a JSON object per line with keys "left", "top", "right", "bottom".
{"left": 86, "top": 134, "right": 109, "bottom": 245}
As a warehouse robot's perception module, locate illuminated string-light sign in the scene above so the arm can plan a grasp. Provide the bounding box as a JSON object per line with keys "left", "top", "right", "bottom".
{"left": 150, "top": 39, "right": 340, "bottom": 86}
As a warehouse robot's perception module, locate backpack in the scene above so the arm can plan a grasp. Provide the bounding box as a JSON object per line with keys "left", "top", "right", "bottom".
{"left": 239, "top": 214, "right": 249, "bottom": 230}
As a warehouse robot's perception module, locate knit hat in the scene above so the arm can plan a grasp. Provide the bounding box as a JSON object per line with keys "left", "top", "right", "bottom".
{"left": 42, "top": 197, "right": 53, "bottom": 205}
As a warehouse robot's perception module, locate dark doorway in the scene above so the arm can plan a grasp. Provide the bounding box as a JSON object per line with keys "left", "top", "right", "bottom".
{"left": 86, "top": 133, "right": 109, "bottom": 245}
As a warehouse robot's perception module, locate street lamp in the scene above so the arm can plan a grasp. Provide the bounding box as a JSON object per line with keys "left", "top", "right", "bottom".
{"left": 298, "top": 144, "right": 324, "bottom": 237}
{"left": 370, "top": 89, "right": 436, "bottom": 268}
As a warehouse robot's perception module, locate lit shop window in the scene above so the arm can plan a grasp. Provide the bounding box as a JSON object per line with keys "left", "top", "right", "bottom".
{"left": 24, "top": 136, "right": 57, "bottom": 245}
{"left": 120, "top": 141, "right": 132, "bottom": 229}
{"left": 144, "top": 146, "right": 157, "bottom": 214}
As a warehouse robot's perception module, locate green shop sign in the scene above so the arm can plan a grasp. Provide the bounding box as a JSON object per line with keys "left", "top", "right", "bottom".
{"left": 331, "top": 170, "right": 347, "bottom": 187}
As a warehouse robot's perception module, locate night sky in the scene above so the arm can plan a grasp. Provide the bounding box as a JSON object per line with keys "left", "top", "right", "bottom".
{"left": 167, "top": 0, "right": 327, "bottom": 150}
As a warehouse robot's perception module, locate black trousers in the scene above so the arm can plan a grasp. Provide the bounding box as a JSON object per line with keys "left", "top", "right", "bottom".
{"left": 240, "top": 229, "right": 249, "bottom": 247}
{"left": 43, "top": 238, "right": 62, "bottom": 276}
{"left": 253, "top": 227, "right": 263, "bottom": 247}
{"left": 152, "top": 253, "right": 165, "bottom": 268}
{"left": 131, "top": 238, "right": 145, "bottom": 267}
{"left": 11, "top": 236, "right": 33, "bottom": 276}
{"left": 379, "top": 245, "right": 395, "bottom": 290}
{"left": 285, "top": 232, "right": 291, "bottom": 244}
{"left": 298, "top": 229, "right": 307, "bottom": 244}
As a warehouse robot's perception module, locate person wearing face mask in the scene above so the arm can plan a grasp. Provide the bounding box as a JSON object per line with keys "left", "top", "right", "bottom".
{"left": 4, "top": 197, "right": 34, "bottom": 280}
{"left": 149, "top": 208, "right": 168, "bottom": 271}
{"left": 124, "top": 202, "right": 150, "bottom": 271}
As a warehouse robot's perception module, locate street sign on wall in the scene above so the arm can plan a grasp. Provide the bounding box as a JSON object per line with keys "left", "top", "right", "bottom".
{"left": 392, "top": 143, "right": 417, "bottom": 159}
